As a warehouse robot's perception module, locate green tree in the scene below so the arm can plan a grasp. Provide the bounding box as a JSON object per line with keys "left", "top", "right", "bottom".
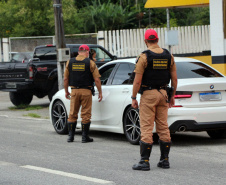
{"left": 0, "top": 0, "right": 81, "bottom": 38}
{"left": 78, "top": 0, "right": 136, "bottom": 32}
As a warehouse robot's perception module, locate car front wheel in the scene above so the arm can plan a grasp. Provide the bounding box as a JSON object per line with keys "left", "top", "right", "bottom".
{"left": 207, "top": 129, "right": 226, "bottom": 139}
{"left": 123, "top": 107, "right": 140, "bottom": 145}
{"left": 51, "top": 100, "right": 68, "bottom": 134}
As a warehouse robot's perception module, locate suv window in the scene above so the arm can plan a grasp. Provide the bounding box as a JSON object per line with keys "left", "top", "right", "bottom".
{"left": 34, "top": 47, "right": 57, "bottom": 60}
{"left": 112, "top": 63, "right": 135, "bottom": 85}
{"left": 99, "top": 64, "right": 116, "bottom": 85}
{"left": 90, "top": 47, "right": 111, "bottom": 62}
{"left": 177, "top": 62, "right": 223, "bottom": 79}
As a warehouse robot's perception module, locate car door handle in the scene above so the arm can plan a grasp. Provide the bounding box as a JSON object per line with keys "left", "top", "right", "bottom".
{"left": 122, "top": 89, "right": 129, "bottom": 93}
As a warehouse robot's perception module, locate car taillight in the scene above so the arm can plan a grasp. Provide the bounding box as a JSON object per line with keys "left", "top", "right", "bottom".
{"left": 172, "top": 91, "right": 192, "bottom": 107}
{"left": 46, "top": 44, "right": 53, "bottom": 47}
{"left": 174, "top": 91, "right": 192, "bottom": 99}
{"left": 29, "top": 66, "right": 33, "bottom": 79}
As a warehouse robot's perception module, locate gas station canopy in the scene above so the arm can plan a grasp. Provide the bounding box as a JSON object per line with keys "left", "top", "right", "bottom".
{"left": 145, "top": 0, "right": 209, "bottom": 8}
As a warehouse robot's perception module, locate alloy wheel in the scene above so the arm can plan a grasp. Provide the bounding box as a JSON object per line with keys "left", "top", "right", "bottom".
{"left": 52, "top": 100, "right": 68, "bottom": 134}
{"left": 124, "top": 107, "right": 140, "bottom": 144}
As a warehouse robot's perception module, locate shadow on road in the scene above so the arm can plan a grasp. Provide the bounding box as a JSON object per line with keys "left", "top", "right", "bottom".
{"left": 171, "top": 132, "right": 226, "bottom": 146}
{"left": 74, "top": 131, "right": 226, "bottom": 146}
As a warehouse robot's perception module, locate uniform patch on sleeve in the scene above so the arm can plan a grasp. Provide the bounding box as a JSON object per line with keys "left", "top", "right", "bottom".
{"left": 153, "top": 59, "right": 168, "bottom": 69}
{"left": 72, "top": 63, "right": 85, "bottom": 71}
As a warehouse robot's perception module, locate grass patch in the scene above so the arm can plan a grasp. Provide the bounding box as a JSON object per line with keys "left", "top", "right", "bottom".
{"left": 23, "top": 113, "right": 41, "bottom": 118}
{"left": 9, "top": 105, "right": 45, "bottom": 111}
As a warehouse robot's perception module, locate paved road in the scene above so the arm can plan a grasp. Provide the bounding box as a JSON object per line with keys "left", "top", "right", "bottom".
{"left": 0, "top": 92, "right": 226, "bottom": 185}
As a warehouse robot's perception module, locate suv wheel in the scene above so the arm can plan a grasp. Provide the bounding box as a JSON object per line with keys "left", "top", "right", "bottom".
{"left": 123, "top": 107, "right": 140, "bottom": 145}
{"left": 51, "top": 100, "right": 68, "bottom": 134}
{"left": 48, "top": 81, "right": 58, "bottom": 101}
{"left": 9, "top": 92, "right": 33, "bottom": 106}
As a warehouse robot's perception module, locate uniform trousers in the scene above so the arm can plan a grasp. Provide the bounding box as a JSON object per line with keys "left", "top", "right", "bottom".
{"left": 68, "top": 89, "right": 92, "bottom": 123}
{"left": 139, "top": 89, "right": 171, "bottom": 144}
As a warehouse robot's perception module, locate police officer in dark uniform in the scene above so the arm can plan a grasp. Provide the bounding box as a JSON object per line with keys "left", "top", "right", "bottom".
{"left": 131, "top": 29, "right": 177, "bottom": 171}
{"left": 64, "top": 45, "right": 102, "bottom": 143}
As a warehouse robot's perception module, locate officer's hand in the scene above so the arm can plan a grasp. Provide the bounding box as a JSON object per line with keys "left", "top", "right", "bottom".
{"left": 65, "top": 91, "right": 71, "bottom": 100}
{"left": 98, "top": 93, "right": 103, "bottom": 102}
{"left": 132, "top": 99, "right": 139, "bottom": 109}
{"left": 169, "top": 97, "right": 175, "bottom": 108}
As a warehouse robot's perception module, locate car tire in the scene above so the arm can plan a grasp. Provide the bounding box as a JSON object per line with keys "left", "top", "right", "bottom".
{"left": 123, "top": 107, "right": 140, "bottom": 145}
{"left": 207, "top": 129, "right": 226, "bottom": 139}
{"left": 51, "top": 100, "right": 68, "bottom": 135}
{"left": 48, "top": 81, "right": 58, "bottom": 101}
{"left": 9, "top": 92, "right": 33, "bottom": 106}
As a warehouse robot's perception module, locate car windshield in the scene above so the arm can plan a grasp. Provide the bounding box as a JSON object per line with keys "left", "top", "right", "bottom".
{"left": 176, "top": 62, "right": 223, "bottom": 79}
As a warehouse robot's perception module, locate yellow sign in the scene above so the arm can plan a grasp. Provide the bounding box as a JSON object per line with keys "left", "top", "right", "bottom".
{"left": 145, "top": 0, "right": 209, "bottom": 8}
{"left": 153, "top": 59, "right": 168, "bottom": 69}
{"left": 72, "top": 63, "right": 85, "bottom": 71}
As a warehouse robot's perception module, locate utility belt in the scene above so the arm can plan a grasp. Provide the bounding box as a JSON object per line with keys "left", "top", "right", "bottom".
{"left": 142, "top": 85, "right": 167, "bottom": 91}
{"left": 139, "top": 85, "right": 174, "bottom": 103}
{"left": 71, "top": 86, "right": 95, "bottom": 96}
{"left": 139, "top": 85, "right": 167, "bottom": 94}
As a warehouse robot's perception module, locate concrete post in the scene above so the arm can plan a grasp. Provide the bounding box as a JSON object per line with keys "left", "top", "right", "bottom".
{"left": 210, "top": 0, "right": 226, "bottom": 64}
{"left": 3, "top": 38, "right": 9, "bottom": 62}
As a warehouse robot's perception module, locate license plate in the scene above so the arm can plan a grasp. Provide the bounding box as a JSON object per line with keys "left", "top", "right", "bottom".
{"left": 6, "top": 83, "right": 16, "bottom": 88}
{"left": 199, "top": 92, "right": 221, "bottom": 101}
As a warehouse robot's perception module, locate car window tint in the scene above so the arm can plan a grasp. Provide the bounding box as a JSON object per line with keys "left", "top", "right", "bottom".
{"left": 90, "top": 47, "right": 111, "bottom": 62}
{"left": 34, "top": 47, "right": 57, "bottom": 60}
{"left": 177, "top": 62, "right": 223, "bottom": 79}
{"left": 112, "top": 63, "right": 135, "bottom": 85}
{"left": 70, "top": 47, "right": 79, "bottom": 58}
{"left": 99, "top": 64, "right": 116, "bottom": 85}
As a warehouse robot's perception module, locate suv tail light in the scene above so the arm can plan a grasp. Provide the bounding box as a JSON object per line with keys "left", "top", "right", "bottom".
{"left": 29, "top": 66, "right": 33, "bottom": 79}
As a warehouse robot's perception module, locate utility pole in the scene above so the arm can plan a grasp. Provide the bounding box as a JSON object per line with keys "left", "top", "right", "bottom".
{"left": 53, "top": 0, "right": 66, "bottom": 90}
{"left": 166, "top": 8, "right": 171, "bottom": 52}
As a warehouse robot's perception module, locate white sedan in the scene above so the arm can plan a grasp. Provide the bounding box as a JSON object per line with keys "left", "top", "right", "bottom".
{"left": 49, "top": 57, "right": 226, "bottom": 144}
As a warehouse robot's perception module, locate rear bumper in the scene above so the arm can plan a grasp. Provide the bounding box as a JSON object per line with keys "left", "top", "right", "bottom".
{"left": 0, "top": 81, "right": 33, "bottom": 92}
{"left": 169, "top": 120, "right": 226, "bottom": 132}
{"left": 168, "top": 106, "right": 226, "bottom": 132}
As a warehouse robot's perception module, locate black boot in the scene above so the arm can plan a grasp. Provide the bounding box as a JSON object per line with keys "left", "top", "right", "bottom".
{"left": 132, "top": 141, "right": 152, "bottom": 171}
{"left": 67, "top": 122, "right": 76, "bottom": 142}
{"left": 157, "top": 140, "right": 171, "bottom": 169}
{"left": 82, "top": 123, "right": 93, "bottom": 143}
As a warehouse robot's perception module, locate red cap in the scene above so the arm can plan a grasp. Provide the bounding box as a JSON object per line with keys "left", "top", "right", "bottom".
{"left": 144, "top": 29, "right": 158, "bottom": 40}
{"left": 79, "top": 45, "right": 90, "bottom": 51}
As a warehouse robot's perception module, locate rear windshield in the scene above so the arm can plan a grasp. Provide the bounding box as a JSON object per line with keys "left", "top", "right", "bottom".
{"left": 176, "top": 62, "right": 223, "bottom": 79}
{"left": 33, "top": 46, "right": 57, "bottom": 60}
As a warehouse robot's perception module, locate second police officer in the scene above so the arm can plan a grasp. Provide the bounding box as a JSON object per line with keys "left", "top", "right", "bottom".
{"left": 131, "top": 29, "right": 178, "bottom": 171}
{"left": 64, "top": 45, "right": 103, "bottom": 143}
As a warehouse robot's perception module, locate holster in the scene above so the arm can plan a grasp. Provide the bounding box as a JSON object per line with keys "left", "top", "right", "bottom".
{"left": 166, "top": 86, "right": 174, "bottom": 103}
{"left": 91, "top": 86, "right": 95, "bottom": 96}
{"left": 138, "top": 86, "right": 144, "bottom": 95}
